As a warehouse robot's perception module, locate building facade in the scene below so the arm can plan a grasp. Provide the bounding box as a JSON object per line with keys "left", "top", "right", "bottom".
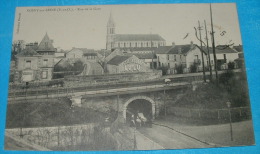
{"left": 156, "top": 42, "right": 208, "bottom": 74}
{"left": 106, "top": 55, "right": 151, "bottom": 74}
{"left": 14, "top": 33, "right": 56, "bottom": 83}
{"left": 106, "top": 12, "right": 166, "bottom": 50}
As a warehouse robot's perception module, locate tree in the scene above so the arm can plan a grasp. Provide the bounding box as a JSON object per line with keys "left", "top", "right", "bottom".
{"left": 175, "top": 64, "right": 184, "bottom": 74}
{"left": 228, "top": 61, "right": 235, "bottom": 70}
{"left": 11, "top": 40, "right": 25, "bottom": 60}
{"left": 190, "top": 62, "right": 198, "bottom": 73}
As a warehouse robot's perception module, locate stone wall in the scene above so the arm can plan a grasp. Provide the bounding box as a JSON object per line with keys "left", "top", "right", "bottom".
{"left": 64, "top": 70, "right": 162, "bottom": 88}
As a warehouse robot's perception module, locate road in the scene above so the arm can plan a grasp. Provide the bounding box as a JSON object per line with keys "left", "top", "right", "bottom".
{"left": 136, "top": 124, "right": 213, "bottom": 150}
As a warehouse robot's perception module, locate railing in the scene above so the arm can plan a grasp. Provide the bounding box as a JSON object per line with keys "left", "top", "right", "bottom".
{"left": 167, "top": 106, "right": 251, "bottom": 121}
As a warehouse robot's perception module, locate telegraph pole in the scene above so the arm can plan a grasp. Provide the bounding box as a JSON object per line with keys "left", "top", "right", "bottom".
{"left": 150, "top": 31, "right": 154, "bottom": 71}
{"left": 204, "top": 20, "right": 212, "bottom": 82}
{"left": 210, "top": 3, "right": 219, "bottom": 84}
{"left": 198, "top": 21, "right": 206, "bottom": 82}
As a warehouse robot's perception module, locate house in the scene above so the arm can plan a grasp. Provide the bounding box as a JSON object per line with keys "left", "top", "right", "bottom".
{"left": 104, "top": 49, "right": 124, "bottom": 63}
{"left": 155, "top": 42, "right": 209, "bottom": 74}
{"left": 14, "top": 33, "right": 56, "bottom": 83}
{"left": 106, "top": 55, "right": 151, "bottom": 74}
{"left": 156, "top": 43, "right": 190, "bottom": 74}
{"left": 66, "top": 48, "right": 84, "bottom": 59}
{"left": 233, "top": 45, "right": 244, "bottom": 68}
{"left": 36, "top": 33, "right": 57, "bottom": 55}
{"left": 15, "top": 46, "right": 55, "bottom": 82}
{"left": 80, "top": 61, "right": 104, "bottom": 76}
{"left": 66, "top": 48, "right": 102, "bottom": 62}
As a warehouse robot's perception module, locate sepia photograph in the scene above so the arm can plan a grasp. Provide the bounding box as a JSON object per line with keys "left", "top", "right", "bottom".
{"left": 4, "top": 3, "right": 255, "bottom": 151}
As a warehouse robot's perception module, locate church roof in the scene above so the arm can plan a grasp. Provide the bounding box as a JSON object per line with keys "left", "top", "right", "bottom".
{"left": 107, "top": 55, "right": 132, "bottom": 65}
{"left": 37, "top": 33, "right": 56, "bottom": 52}
{"left": 114, "top": 34, "right": 165, "bottom": 42}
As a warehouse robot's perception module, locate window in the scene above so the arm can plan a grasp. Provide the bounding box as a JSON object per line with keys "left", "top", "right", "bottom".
{"left": 168, "top": 63, "right": 170, "bottom": 68}
{"left": 43, "top": 59, "right": 48, "bottom": 67}
{"left": 135, "top": 42, "right": 137, "bottom": 47}
{"left": 42, "top": 71, "right": 48, "bottom": 79}
{"left": 147, "top": 42, "right": 149, "bottom": 47}
{"left": 25, "top": 60, "right": 31, "bottom": 69}
{"left": 167, "top": 55, "right": 170, "bottom": 60}
{"left": 174, "top": 55, "right": 176, "bottom": 61}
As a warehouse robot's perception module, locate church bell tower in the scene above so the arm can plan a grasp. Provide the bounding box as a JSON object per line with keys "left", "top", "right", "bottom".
{"left": 106, "top": 12, "right": 116, "bottom": 50}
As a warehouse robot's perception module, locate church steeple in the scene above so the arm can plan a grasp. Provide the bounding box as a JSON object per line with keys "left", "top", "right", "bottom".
{"left": 107, "top": 12, "right": 115, "bottom": 28}
{"left": 106, "top": 11, "right": 116, "bottom": 50}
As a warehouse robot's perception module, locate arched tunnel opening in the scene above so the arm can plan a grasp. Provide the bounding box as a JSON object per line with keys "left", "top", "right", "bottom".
{"left": 125, "top": 99, "right": 153, "bottom": 126}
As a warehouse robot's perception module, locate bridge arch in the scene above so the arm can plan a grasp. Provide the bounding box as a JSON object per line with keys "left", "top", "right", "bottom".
{"left": 122, "top": 96, "right": 156, "bottom": 121}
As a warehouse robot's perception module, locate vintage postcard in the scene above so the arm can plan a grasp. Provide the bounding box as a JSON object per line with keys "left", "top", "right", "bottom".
{"left": 5, "top": 3, "right": 255, "bottom": 151}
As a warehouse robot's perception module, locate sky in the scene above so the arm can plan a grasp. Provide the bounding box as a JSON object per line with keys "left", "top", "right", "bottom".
{"left": 13, "top": 3, "right": 242, "bottom": 50}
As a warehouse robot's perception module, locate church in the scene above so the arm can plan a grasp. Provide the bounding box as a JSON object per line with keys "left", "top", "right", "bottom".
{"left": 106, "top": 12, "right": 166, "bottom": 50}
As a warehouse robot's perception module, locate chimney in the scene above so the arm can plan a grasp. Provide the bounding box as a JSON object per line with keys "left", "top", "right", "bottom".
{"left": 190, "top": 41, "right": 194, "bottom": 48}
{"left": 34, "top": 42, "right": 38, "bottom": 49}
{"left": 172, "top": 42, "right": 175, "bottom": 47}
{"left": 178, "top": 47, "right": 182, "bottom": 54}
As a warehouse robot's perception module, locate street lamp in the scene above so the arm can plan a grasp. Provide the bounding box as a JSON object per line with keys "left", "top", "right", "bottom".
{"left": 226, "top": 101, "right": 233, "bottom": 141}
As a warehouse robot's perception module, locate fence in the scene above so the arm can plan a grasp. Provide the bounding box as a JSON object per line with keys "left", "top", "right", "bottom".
{"left": 167, "top": 106, "right": 251, "bottom": 122}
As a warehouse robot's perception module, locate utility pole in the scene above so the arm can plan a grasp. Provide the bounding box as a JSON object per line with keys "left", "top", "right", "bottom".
{"left": 198, "top": 21, "right": 206, "bottom": 82}
{"left": 204, "top": 20, "right": 212, "bottom": 82}
{"left": 210, "top": 3, "right": 219, "bottom": 84}
{"left": 150, "top": 32, "right": 154, "bottom": 71}
{"left": 164, "top": 89, "right": 166, "bottom": 117}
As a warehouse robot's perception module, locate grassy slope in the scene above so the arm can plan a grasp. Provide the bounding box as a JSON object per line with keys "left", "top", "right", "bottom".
{"left": 173, "top": 83, "right": 230, "bottom": 109}
{"left": 6, "top": 98, "right": 109, "bottom": 128}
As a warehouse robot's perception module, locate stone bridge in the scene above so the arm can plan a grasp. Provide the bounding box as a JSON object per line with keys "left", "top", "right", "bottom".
{"left": 8, "top": 82, "right": 191, "bottom": 123}
{"left": 70, "top": 83, "right": 190, "bottom": 123}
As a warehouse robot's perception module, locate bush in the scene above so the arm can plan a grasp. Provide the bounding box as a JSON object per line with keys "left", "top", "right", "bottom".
{"left": 190, "top": 62, "right": 198, "bottom": 73}
{"left": 219, "top": 70, "right": 250, "bottom": 107}
{"left": 228, "top": 61, "right": 235, "bottom": 70}
{"left": 53, "top": 60, "right": 84, "bottom": 79}
{"left": 157, "top": 66, "right": 168, "bottom": 75}
{"left": 176, "top": 64, "right": 184, "bottom": 74}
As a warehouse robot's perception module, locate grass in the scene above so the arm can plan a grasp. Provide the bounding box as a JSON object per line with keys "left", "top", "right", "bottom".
{"left": 5, "top": 98, "right": 111, "bottom": 128}
{"left": 173, "top": 82, "right": 230, "bottom": 109}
